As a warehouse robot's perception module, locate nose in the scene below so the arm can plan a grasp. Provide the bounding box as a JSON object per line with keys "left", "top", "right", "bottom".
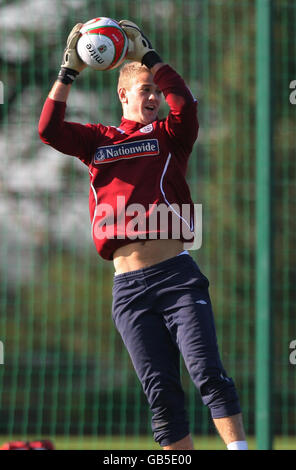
{"left": 149, "top": 91, "right": 160, "bottom": 103}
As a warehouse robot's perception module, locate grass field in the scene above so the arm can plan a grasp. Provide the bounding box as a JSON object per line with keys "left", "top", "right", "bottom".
{"left": 0, "top": 435, "right": 295, "bottom": 450}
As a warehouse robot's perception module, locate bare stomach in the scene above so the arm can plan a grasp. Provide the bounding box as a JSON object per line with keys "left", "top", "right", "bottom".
{"left": 113, "top": 239, "right": 184, "bottom": 274}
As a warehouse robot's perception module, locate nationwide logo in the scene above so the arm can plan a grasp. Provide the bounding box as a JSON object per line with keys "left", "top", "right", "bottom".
{"left": 94, "top": 139, "right": 160, "bottom": 164}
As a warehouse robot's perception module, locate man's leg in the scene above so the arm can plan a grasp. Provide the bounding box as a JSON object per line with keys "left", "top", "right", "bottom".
{"left": 213, "top": 412, "right": 246, "bottom": 445}
{"left": 162, "top": 413, "right": 246, "bottom": 450}
{"left": 162, "top": 434, "right": 194, "bottom": 450}
{"left": 160, "top": 257, "right": 247, "bottom": 449}
{"left": 112, "top": 274, "right": 191, "bottom": 447}
{"left": 113, "top": 307, "right": 190, "bottom": 447}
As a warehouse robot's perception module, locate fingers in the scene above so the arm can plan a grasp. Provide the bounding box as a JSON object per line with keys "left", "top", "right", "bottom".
{"left": 119, "top": 20, "right": 141, "bottom": 31}
{"left": 67, "top": 23, "right": 83, "bottom": 48}
{"left": 68, "top": 23, "right": 83, "bottom": 40}
{"left": 73, "top": 23, "right": 84, "bottom": 33}
{"left": 126, "top": 38, "right": 136, "bottom": 58}
{"left": 62, "top": 23, "right": 86, "bottom": 73}
{"left": 119, "top": 20, "right": 142, "bottom": 40}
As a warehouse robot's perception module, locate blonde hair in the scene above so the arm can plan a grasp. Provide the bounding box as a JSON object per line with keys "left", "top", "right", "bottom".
{"left": 117, "top": 61, "right": 150, "bottom": 91}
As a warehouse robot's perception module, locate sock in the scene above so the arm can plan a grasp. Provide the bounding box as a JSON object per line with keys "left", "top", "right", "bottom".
{"left": 227, "top": 440, "right": 248, "bottom": 450}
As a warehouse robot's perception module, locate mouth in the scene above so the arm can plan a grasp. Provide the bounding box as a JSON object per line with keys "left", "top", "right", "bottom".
{"left": 145, "top": 105, "right": 156, "bottom": 112}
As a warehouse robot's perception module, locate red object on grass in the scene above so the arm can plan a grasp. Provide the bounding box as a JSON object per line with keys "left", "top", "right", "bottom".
{"left": 0, "top": 439, "right": 54, "bottom": 450}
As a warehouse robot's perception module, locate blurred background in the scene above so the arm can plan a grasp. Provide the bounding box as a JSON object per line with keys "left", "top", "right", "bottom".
{"left": 0, "top": 0, "right": 295, "bottom": 450}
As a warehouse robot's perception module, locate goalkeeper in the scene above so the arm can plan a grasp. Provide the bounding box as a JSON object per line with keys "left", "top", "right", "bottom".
{"left": 38, "top": 20, "right": 248, "bottom": 450}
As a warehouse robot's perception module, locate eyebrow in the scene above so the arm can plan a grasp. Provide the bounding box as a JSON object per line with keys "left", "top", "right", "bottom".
{"left": 139, "top": 83, "right": 162, "bottom": 92}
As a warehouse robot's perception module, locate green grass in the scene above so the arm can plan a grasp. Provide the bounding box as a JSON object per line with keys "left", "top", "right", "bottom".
{"left": 0, "top": 435, "right": 295, "bottom": 450}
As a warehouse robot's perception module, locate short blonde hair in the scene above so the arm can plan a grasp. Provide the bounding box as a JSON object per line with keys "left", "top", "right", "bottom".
{"left": 117, "top": 61, "right": 150, "bottom": 91}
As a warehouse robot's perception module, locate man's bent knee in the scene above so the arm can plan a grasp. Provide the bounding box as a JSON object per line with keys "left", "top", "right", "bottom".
{"left": 151, "top": 407, "right": 190, "bottom": 447}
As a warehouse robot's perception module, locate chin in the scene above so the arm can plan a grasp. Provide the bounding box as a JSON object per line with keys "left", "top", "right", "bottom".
{"left": 142, "top": 116, "right": 157, "bottom": 125}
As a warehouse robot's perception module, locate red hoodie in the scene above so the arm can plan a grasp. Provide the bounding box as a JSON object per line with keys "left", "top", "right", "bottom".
{"left": 38, "top": 65, "right": 198, "bottom": 260}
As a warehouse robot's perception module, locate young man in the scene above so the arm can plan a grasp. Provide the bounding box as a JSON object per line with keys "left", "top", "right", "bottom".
{"left": 38, "top": 21, "right": 248, "bottom": 450}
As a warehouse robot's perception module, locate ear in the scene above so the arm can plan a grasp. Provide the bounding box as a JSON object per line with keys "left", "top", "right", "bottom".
{"left": 118, "top": 87, "right": 128, "bottom": 104}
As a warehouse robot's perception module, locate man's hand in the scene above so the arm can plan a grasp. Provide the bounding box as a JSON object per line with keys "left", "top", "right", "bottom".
{"left": 119, "top": 20, "right": 162, "bottom": 69}
{"left": 61, "top": 23, "right": 86, "bottom": 72}
{"left": 58, "top": 23, "right": 87, "bottom": 85}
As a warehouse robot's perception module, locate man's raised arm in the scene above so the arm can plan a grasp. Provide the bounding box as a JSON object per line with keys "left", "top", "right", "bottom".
{"left": 38, "top": 24, "right": 99, "bottom": 161}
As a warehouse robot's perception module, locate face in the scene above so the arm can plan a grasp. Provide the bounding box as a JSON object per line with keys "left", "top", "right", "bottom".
{"left": 119, "top": 71, "right": 162, "bottom": 125}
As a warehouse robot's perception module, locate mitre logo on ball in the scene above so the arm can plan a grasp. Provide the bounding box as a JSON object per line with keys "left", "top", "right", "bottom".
{"left": 76, "top": 17, "right": 128, "bottom": 71}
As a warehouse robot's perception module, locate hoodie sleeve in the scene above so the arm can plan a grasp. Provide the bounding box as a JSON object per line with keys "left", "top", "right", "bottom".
{"left": 38, "top": 97, "right": 104, "bottom": 166}
{"left": 153, "top": 65, "right": 199, "bottom": 155}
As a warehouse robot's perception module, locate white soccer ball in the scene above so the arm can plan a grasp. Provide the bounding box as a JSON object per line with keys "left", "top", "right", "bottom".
{"left": 76, "top": 17, "right": 128, "bottom": 71}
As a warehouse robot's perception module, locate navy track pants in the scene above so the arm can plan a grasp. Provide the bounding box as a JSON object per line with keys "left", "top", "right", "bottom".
{"left": 112, "top": 253, "right": 241, "bottom": 447}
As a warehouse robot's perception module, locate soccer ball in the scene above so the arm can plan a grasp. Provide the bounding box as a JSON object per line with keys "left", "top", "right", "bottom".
{"left": 76, "top": 17, "right": 128, "bottom": 71}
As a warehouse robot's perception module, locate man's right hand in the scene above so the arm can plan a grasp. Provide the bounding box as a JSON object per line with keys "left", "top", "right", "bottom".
{"left": 57, "top": 23, "right": 87, "bottom": 85}
{"left": 61, "top": 23, "right": 87, "bottom": 73}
